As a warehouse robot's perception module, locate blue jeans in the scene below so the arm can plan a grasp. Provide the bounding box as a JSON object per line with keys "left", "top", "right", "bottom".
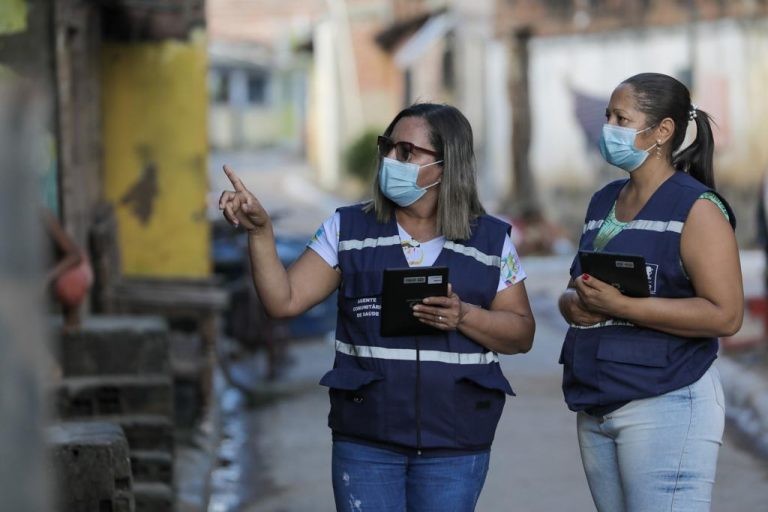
{"left": 577, "top": 366, "right": 725, "bottom": 512}
{"left": 331, "top": 441, "right": 490, "bottom": 512}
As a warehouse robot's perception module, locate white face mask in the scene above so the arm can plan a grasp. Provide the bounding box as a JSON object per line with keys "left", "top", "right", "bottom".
{"left": 378, "top": 157, "right": 442, "bottom": 207}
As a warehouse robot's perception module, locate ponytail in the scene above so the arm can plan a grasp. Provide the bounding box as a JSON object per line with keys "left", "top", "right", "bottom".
{"left": 622, "top": 73, "right": 719, "bottom": 190}
{"left": 672, "top": 108, "right": 716, "bottom": 190}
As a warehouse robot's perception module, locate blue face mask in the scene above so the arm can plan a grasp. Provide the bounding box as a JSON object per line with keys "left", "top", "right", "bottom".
{"left": 599, "top": 124, "right": 656, "bottom": 173}
{"left": 379, "top": 157, "right": 442, "bottom": 207}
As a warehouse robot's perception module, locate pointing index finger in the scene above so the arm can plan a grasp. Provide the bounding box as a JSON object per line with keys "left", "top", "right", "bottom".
{"left": 223, "top": 165, "right": 246, "bottom": 192}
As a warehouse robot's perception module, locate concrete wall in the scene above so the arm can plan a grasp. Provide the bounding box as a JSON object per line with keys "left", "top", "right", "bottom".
{"left": 54, "top": 0, "right": 104, "bottom": 250}
{"left": 523, "top": 18, "right": 768, "bottom": 243}
{"left": 529, "top": 18, "right": 768, "bottom": 188}
{"left": 210, "top": 104, "right": 291, "bottom": 148}
{"left": 0, "top": 78, "right": 52, "bottom": 512}
{"left": 208, "top": 66, "right": 305, "bottom": 150}
{"left": 0, "top": 0, "right": 58, "bottom": 213}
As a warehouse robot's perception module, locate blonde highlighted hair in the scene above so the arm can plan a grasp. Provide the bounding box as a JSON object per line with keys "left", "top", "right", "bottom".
{"left": 365, "top": 103, "right": 485, "bottom": 241}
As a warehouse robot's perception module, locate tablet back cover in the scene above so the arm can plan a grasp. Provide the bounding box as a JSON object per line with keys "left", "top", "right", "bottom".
{"left": 381, "top": 267, "right": 449, "bottom": 337}
{"left": 578, "top": 251, "right": 650, "bottom": 298}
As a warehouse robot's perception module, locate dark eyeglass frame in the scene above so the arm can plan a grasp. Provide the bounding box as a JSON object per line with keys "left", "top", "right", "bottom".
{"left": 377, "top": 135, "right": 440, "bottom": 162}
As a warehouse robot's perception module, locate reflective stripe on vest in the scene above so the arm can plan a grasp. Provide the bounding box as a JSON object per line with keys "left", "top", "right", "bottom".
{"left": 338, "top": 236, "right": 501, "bottom": 269}
{"left": 335, "top": 340, "right": 499, "bottom": 365}
{"left": 568, "top": 319, "right": 636, "bottom": 329}
{"left": 338, "top": 235, "right": 401, "bottom": 252}
{"left": 443, "top": 241, "right": 502, "bottom": 268}
{"left": 583, "top": 219, "right": 684, "bottom": 234}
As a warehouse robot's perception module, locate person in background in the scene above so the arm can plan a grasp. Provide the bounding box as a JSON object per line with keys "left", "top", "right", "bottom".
{"left": 509, "top": 206, "right": 574, "bottom": 256}
{"left": 756, "top": 172, "right": 768, "bottom": 299}
{"left": 42, "top": 208, "right": 93, "bottom": 330}
{"left": 557, "top": 72, "right": 743, "bottom": 511}
{"left": 219, "top": 103, "right": 535, "bottom": 511}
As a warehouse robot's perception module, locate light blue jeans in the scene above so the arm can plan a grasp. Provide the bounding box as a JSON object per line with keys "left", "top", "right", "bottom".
{"left": 331, "top": 441, "right": 490, "bottom": 512}
{"left": 577, "top": 366, "right": 725, "bottom": 512}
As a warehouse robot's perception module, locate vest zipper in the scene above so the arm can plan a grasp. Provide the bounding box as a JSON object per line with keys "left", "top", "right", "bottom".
{"left": 415, "top": 337, "right": 422, "bottom": 455}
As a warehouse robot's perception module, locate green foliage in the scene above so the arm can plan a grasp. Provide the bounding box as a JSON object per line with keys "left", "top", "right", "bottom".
{"left": 344, "top": 128, "right": 381, "bottom": 184}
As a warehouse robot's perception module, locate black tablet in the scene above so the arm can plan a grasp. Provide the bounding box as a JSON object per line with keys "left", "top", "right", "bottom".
{"left": 381, "top": 266, "right": 449, "bottom": 337}
{"left": 578, "top": 251, "right": 650, "bottom": 298}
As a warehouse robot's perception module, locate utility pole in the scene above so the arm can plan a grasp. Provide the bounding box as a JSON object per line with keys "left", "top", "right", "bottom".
{"left": 506, "top": 26, "right": 539, "bottom": 214}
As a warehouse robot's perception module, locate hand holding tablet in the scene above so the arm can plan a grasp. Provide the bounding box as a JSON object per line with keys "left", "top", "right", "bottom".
{"left": 381, "top": 267, "right": 449, "bottom": 336}
{"left": 578, "top": 251, "right": 650, "bottom": 298}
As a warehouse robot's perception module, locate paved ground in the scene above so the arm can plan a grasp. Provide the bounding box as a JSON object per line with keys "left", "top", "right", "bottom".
{"left": 205, "top": 261, "right": 768, "bottom": 512}
{"left": 206, "top": 149, "right": 768, "bottom": 511}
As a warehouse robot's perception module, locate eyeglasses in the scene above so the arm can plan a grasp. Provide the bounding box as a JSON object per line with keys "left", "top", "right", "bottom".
{"left": 377, "top": 135, "right": 439, "bottom": 162}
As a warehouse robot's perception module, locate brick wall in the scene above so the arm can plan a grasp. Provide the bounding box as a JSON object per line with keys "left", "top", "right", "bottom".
{"left": 496, "top": 0, "right": 768, "bottom": 36}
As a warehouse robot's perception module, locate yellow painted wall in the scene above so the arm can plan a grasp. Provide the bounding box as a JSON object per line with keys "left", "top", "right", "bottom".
{"left": 0, "top": 0, "right": 27, "bottom": 35}
{"left": 101, "top": 34, "right": 210, "bottom": 278}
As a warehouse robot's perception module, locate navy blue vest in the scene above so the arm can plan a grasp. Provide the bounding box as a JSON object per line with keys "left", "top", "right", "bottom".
{"left": 319, "top": 204, "right": 514, "bottom": 451}
{"left": 560, "top": 172, "right": 735, "bottom": 412}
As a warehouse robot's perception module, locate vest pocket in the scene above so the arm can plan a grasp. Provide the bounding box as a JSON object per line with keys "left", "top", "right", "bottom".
{"left": 596, "top": 335, "right": 669, "bottom": 367}
{"left": 453, "top": 369, "right": 513, "bottom": 447}
{"left": 560, "top": 330, "right": 595, "bottom": 389}
{"left": 320, "top": 367, "right": 384, "bottom": 439}
{"left": 595, "top": 334, "right": 669, "bottom": 398}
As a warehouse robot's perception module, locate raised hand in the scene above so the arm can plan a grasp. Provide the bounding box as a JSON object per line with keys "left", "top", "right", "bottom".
{"left": 218, "top": 165, "right": 270, "bottom": 234}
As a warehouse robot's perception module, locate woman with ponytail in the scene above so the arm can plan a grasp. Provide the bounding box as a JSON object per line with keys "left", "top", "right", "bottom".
{"left": 558, "top": 72, "right": 743, "bottom": 511}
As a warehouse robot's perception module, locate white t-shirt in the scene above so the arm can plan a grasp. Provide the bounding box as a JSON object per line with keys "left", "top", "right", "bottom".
{"left": 307, "top": 212, "right": 527, "bottom": 293}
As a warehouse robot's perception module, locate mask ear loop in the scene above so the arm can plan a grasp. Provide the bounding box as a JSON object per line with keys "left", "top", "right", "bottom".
{"left": 419, "top": 160, "right": 443, "bottom": 170}
{"left": 637, "top": 124, "right": 662, "bottom": 155}
{"left": 417, "top": 160, "right": 444, "bottom": 191}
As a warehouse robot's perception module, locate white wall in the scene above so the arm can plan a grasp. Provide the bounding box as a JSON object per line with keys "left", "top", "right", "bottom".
{"left": 528, "top": 18, "right": 768, "bottom": 188}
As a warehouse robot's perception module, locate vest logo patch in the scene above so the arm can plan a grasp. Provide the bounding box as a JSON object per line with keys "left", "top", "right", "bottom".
{"left": 645, "top": 263, "right": 659, "bottom": 294}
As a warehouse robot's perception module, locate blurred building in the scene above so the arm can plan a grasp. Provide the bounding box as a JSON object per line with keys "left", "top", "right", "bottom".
{"left": 206, "top": 25, "right": 309, "bottom": 151}
{"left": 495, "top": 0, "right": 768, "bottom": 241}
{"left": 0, "top": 0, "right": 211, "bottom": 281}
{"left": 1, "top": 3, "right": 222, "bottom": 509}
{"left": 206, "top": 0, "right": 511, "bottom": 203}
{"left": 207, "top": 0, "right": 768, "bottom": 243}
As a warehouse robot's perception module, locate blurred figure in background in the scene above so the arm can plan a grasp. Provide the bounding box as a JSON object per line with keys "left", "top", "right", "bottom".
{"left": 509, "top": 206, "right": 574, "bottom": 256}
{"left": 219, "top": 103, "right": 535, "bottom": 511}
{"left": 558, "top": 73, "right": 743, "bottom": 511}
{"left": 42, "top": 208, "right": 92, "bottom": 331}
{"left": 757, "top": 171, "right": 768, "bottom": 298}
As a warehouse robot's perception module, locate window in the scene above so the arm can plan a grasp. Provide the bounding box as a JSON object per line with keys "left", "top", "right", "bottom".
{"left": 208, "top": 69, "right": 229, "bottom": 104}
{"left": 246, "top": 71, "right": 268, "bottom": 105}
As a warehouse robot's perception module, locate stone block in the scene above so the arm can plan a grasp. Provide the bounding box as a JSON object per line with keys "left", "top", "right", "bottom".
{"left": 130, "top": 450, "right": 173, "bottom": 485}
{"left": 57, "top": 316, "right": 170, "bottom": 377}
{"left": 110, "top": 415, "right": 175, "bottom": 453}
{"left": 46, "top": 421, "right": 135, "bottom": 512}
{"left": 56, "top": 375, "right": 174, "bottom": 418}
{"left": 133, "top": 482, "right": 174, "bottom": 512}
{"left": 169, "top": 332, "right": 206, "bottom": 429}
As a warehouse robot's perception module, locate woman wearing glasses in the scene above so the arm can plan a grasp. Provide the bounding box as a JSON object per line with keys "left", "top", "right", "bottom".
{"left": 219, "top": 103, "right": 535, "bottom": 511}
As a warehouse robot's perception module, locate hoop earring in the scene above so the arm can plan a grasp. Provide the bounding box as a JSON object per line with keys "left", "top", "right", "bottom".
{"left": 656, "top": 140, "right": 663, "bottom": 159}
